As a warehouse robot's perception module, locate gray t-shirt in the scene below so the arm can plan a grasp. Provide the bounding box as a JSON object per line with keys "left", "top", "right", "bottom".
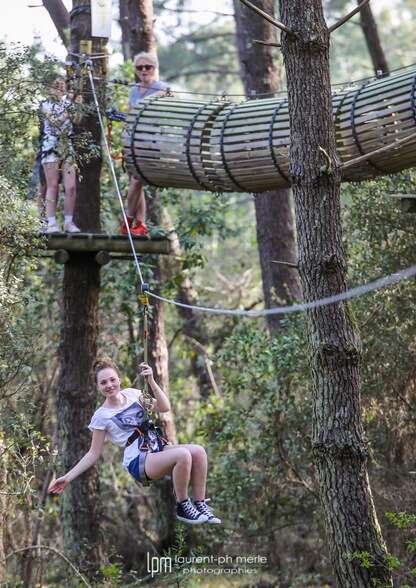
{"left": 128, "top": 80, "right": 169, "bottom": 110}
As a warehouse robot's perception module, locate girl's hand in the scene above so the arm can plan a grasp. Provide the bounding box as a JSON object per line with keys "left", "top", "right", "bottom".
{"left": 138, "top": 362, "right": 153, "bottom": 380}
{"left": 48, "top": 476, "right": 70, "bottom": 495}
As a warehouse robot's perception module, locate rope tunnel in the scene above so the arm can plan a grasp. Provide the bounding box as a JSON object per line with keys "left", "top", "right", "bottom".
{"left": 123, "top": 65, "right": 416, "bottom": 193}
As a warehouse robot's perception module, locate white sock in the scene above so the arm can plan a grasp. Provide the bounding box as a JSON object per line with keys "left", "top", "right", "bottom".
{"left": 48, "top": 216, "right": 57, "bottom": 226}
{"left": 64, "top": 215, "right": 73, "bottom": 224}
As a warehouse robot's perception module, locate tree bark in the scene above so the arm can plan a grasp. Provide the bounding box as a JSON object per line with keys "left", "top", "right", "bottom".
{"left": 42, "top": 0, "right": 70, "bottom": 48}
{"left": 0, "top": 438, "right": 7, "bottom": 587}
{"left": 358, "top": 0, "right": 389, "bottom": 76}
{"left": 119, "top": 0, "right": 156, "bottom": 59}
{"left": 55, "top": 0, "right": 107, "bottom": 573}
{"left": 147, "top": 198, "right": 177, "bottom": 444}
{"left": 279, "top": 1, "right": 392, "bottom": 586}
{"left": 123, "top": 1, "right": 177, "bottom": 546}
{"left": 233, "top": 0, "right": 301, "bottom": 334}
{"left": 160, "top": 209, "right": 213, "bottom": 399}
{"left": 121, "top": 0, "right": 214, "bottom": 398}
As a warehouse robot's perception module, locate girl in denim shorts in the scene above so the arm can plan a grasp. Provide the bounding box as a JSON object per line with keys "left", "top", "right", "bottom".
{"left": 49, "top": 357, "right": 220, "bottom": 525}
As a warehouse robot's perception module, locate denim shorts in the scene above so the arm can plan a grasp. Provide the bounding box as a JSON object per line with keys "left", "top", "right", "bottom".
{"left": 127, "top": 449, "right": 151, "bottom": 485}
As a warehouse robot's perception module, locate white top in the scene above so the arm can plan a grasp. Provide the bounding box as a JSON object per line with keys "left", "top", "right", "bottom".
{"left": 40, "top": 97, "right": 73, "bottom": 154}
{"left": 88, "top": 388, "right": 158, "bottom": 469}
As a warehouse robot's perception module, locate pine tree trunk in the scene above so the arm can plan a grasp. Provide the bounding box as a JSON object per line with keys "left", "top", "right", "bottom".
{"left": 160, "top": 209, "right": 213, "bottom": 399}
{"left": 42, "top": 0, "right": 69, "bottom": 47}
{"left": 119, "top": 0, "right": 131, "bottom": 61}
{"left": 0, "top": 438, "right": 7, "bottom": 586}
{"left": 233, "top": 0, "right": 301, "bottom": 334}
{"left": 279, "top": 1, "right": 392, "bottom": 585}
{"left": 55, "top": 0, "right": 106, "bottom": 572}
{"left": 122, "top": 0, "right": 213, "bottom": 399}
{"left": 358, "top": 0, "right": 389, "bottom": 76}
{"left": 125, "top": 0, "right": 177, "bottom": 547}
{"left": 119, "top": 0, "right": 156, "bottom": 58}
{"left": 147, "top": 193, "right": 177, "bottom": 444}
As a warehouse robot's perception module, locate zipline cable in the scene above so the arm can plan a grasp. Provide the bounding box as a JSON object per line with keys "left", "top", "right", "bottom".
{"left": 87, "top": 67, "right": 416, "bottom": 319}
{"left": 148, "top": 265, "right": 416, "bottom": 317}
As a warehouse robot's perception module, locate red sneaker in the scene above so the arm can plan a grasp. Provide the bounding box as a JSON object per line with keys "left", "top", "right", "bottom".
{"left": 120, "top": 216, "right": 133, "bottom": 235}
{"left": 131, "top": 221, "right": 148, "bottom": 237}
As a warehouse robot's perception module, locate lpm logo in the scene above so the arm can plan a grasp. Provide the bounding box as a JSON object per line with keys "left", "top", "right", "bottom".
{"left": 147, "top": 552, "right": 172, "bottom": 577}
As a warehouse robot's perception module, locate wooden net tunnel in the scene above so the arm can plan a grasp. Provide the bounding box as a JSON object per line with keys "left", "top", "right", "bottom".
{"left": 124, "top": 65, "right": 416, "bottom": 193}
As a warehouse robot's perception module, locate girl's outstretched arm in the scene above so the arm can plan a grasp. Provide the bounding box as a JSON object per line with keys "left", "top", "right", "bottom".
{"left": 48, "top": 429, "right": 106, "bottom": 494}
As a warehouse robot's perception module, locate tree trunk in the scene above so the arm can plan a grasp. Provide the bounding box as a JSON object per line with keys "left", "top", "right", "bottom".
{"left": 0, "top": 438, "right": 7, "bottom": 586}
{"left": 122, "top": 0, "right": 213, "bottom": 399}
{"left": 279, "top": 1, "right": 392, "bottom": 586}
{"left": 233, "top": 0, "right": 301, "bottom": 334}
{"left": 146, "top": 194, "right": 177, "bottom": 444}
{"left": 160, "top": 209, "right": 213, "bottom": 399}
{"left": 124, "top": 0, "right": 177, "bottom": 546}
{"left": 42, "top": 0, "right": 70, "bottom": 48}
{"left": 358, "top": 0, "right": 389, "bottom": 76}
{"left": 55, "top": 0, "right": 106, "bottom": 573}
{"left": 119, "top": 0, "right": 131, "bottom": 61}
{"left": 119, "top": 0, "right": 156, "bottom": 59}
{"left": 58, "top": 257, "right": 102, "bottom": 572}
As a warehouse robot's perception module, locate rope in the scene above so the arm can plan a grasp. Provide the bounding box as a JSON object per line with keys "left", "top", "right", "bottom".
{"left": 138, "top": 287, "right": 150, "bottom": 396}
{"left": 86, "top": 67, "right": 144, "bottom": 287}
{"left": 88, "top": 66, "right": 151, "bottom": 397}
{"left": 86, "top": 69, "right": 416, "bottom": 320}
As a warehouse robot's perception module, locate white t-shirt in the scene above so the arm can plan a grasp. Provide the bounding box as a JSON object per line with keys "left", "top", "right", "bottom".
{"left": 88, "top": 388, "right": 159, "bottom": 469}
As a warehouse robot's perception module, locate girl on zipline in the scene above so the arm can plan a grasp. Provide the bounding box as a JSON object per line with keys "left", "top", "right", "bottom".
{"left": 48, "top": 358, "right": 221, "bottom": 526}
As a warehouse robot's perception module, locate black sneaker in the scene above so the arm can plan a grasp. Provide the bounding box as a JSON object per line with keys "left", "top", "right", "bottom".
{"left": 194, "top": 499, "right": 222, "bottom": 524}
{"left": 176, "top": 499, "right": 208, "bottom": 525}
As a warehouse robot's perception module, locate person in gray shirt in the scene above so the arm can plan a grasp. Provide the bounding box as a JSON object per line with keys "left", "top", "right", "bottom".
{"left": 121, "top": 52, "right": 168, "bottom": 236}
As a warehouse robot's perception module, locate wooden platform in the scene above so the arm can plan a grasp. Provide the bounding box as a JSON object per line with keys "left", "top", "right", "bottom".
{"left": 43, "top": 232, "right": 172, "bottom": 263}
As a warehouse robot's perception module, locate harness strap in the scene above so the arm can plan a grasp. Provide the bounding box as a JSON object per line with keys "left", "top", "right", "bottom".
{"left": 126, "top": 426, "right": 147, "bottom": 448}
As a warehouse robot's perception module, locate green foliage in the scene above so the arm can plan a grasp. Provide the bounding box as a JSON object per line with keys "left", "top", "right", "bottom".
{"left": 100, "top": 562, "right": 123, "bottom": 585}
{"left": 348, "top": 550, "right": 375, "bottom": 569}
{"left": 189, "top": 317, "right": 315, "bottom": 550}
{"left": 386, "top": 512, "right": 416, "bottom": 530}
{"left": 0, "top": 42, "right": 58, "bottom": 192}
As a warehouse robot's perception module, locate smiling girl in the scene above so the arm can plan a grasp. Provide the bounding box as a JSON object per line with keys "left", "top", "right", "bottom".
{"left": 48, "top": 358, "right": 220, "bottom": 525}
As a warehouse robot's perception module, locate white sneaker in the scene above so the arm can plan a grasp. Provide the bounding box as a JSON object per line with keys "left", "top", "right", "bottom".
{"left": 46, "top": 222, "right": 62, "bottom": 234}
{"left": 39, "top": 219, "right": 48, "bottom": 234}
{"left": 176, "top": 499, "right": 209, "bottom": 525}
{"left": 194, "top": 499, "right": 222, "bottom": 524}
{"left": 64, "top": 221, "right": 81, "bottom": 233}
